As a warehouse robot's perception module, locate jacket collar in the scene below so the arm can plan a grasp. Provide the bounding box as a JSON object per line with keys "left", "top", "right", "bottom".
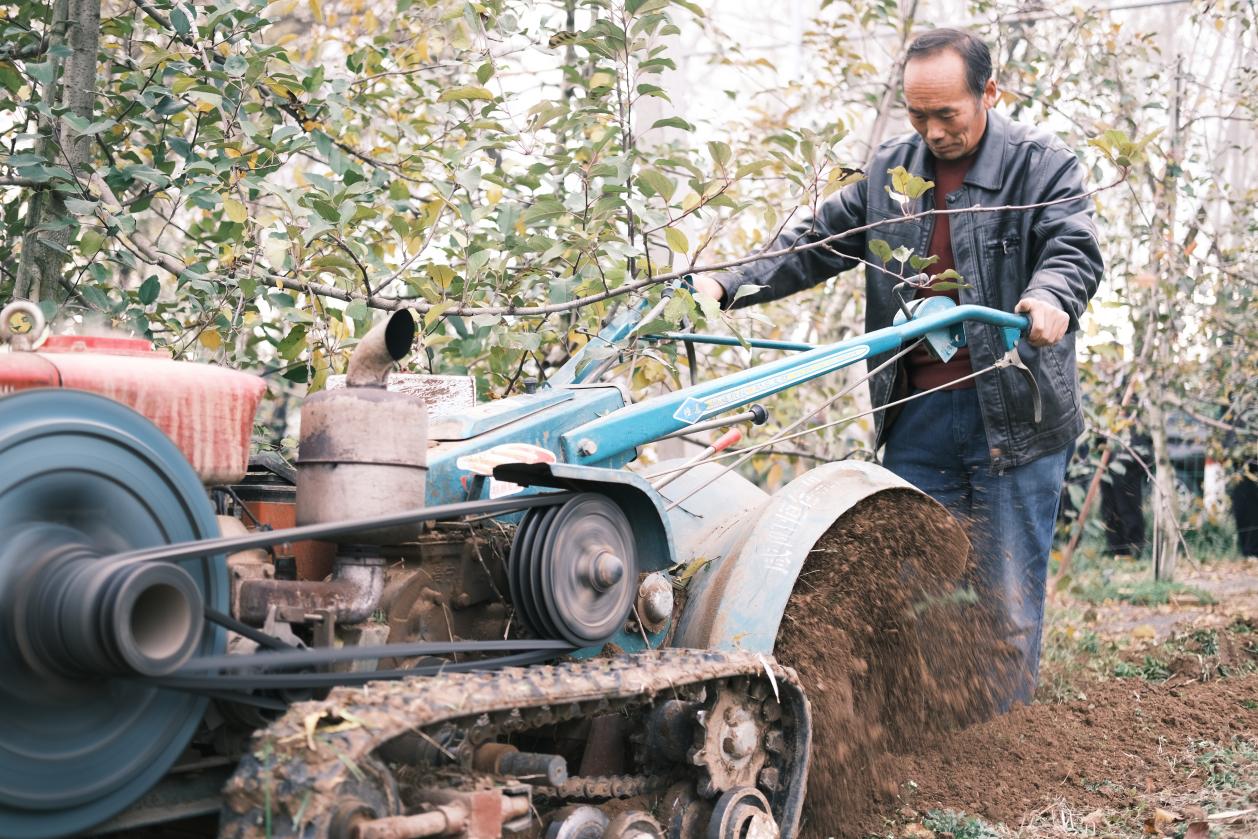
{"left": 902, "top": 107, "right": 1007, "bottom": 193}
{"left": 963, "top": 107, "right": 1007, "bottom": 191}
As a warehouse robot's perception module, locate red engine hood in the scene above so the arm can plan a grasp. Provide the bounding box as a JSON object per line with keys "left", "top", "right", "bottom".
{"left": 0, "top": 334, "right": 266, "bottom": 485}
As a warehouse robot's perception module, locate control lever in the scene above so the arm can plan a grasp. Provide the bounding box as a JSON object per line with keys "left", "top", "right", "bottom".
{"left": 997, "top": 346, "right": 1043, "bottom": 425}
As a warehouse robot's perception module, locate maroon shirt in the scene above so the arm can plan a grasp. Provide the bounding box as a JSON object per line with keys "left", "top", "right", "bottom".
{"left": 905, "top": 150, "right": 977, "bottom": 391}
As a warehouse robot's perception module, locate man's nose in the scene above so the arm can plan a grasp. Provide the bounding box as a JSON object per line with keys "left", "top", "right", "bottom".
{"left": 926, "top": 121, "right": 947, "bottom": 142}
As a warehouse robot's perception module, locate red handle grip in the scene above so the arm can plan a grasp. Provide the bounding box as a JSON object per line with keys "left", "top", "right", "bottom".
{"left": 710, "top": 429, "right": 742, "bottom": 453}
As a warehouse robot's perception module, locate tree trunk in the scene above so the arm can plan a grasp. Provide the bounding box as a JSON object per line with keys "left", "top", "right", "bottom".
{"left": 862, "top": 0, "right": 918, "bottom": 165}
{"left": 1149, "top": 55, "right": 1186, "bottom": 580}
{"left": 13, "top": 0, "right": 100, "bottom": 303}
{"left": 1147, "top": 392, "right": 1181, "bottom": 579}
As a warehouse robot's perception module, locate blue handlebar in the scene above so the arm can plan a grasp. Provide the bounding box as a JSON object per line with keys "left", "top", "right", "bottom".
{"left": 560, "top": 302, "right": 1030, "bottom": 465}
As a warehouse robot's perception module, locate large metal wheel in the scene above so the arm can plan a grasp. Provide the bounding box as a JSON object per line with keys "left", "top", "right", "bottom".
{"left": 0, "top": 389, "right": 226, "bottom": 839}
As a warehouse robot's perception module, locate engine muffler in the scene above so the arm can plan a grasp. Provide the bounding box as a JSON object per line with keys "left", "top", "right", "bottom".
{"left": 295, "top": 310, "right": 428, "bottom": 545}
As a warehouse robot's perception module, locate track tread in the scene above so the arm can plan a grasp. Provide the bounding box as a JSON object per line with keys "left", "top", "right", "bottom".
{"left": 219, "top": 649, "right": 808, "bottom": 839}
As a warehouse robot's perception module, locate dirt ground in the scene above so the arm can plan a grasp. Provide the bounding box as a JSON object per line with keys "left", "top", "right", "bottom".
{"left": 799, "top": 550, "right": 1258, "bottom": 839}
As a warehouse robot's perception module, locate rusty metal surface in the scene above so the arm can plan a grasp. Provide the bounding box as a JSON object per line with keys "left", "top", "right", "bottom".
{"left": 536, "top": 773, "right": 668, "bottom": 801}
{"left": 236, "top": 555, "right": 385, "bottom": 625}
{"left": 326, "top": 373, "right": 476, "bottom": 421}
{"left": 296, "top": 387, "right": 429, "bottom": 545}
{"left": 218, "top": 650, "right": 810, "bottom": 839}
{"left": 690, "top": 686, "right": 769, "bottom": 797}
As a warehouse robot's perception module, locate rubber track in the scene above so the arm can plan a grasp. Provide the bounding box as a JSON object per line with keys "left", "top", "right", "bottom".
{"left": 218, "top": 649, "right": 810, "bottom": 839}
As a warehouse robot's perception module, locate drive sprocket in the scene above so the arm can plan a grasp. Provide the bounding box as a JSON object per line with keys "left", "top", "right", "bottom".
{"left": 688, "top": 679, "right": 773, "bottom": 798}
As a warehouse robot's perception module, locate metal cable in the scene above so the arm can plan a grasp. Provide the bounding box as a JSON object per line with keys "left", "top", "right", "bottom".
{"left": 660, "top": 350, "right": 1020, "bottom": 509}
{"left": 661, "top": 338, "right": 925, "bottom": 509}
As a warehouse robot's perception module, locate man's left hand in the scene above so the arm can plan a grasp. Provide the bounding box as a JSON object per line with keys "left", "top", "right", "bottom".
{"left": 1015, "top": 297, "right": 1069, "bottom": 347}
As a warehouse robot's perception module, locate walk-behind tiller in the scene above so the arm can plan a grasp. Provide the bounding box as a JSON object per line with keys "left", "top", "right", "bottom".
{"left": 0, "top": 286, "right": 1039, "bottom": 839}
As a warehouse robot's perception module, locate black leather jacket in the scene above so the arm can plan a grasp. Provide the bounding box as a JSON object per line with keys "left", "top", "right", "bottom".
{"left": 715, "top": 110, "right": 1103, "bottom": 471}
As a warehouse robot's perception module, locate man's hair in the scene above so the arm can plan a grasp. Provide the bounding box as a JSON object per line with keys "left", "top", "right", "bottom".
{"left": 905, "top": 28, "right": 992, "bottom": 99}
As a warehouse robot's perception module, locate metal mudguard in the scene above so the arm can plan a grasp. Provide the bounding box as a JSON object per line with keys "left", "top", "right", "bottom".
{"left": 672, "top": 460, "right": 925, "bottom": 652}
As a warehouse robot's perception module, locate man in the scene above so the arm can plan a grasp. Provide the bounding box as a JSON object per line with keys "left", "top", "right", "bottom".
{"left": 694, "top": 28, "right": 1103, "bottom": 708}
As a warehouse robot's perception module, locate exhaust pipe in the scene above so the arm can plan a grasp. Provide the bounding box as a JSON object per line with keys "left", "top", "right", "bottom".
{"left": 235, "top": 553, "right": 386, "bottom": 626}
{"left": 346, "top": 308, "right": 417, "bottom": 387}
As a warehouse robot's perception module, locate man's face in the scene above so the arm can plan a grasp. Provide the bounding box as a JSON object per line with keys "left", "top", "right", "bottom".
{"left": 902, "top": 49, "right": 997, "bottom": 160}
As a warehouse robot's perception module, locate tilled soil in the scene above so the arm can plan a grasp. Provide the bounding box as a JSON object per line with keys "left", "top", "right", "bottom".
{"left": 774, "top": 489, "right": 1006, "bottom": 838}
{"left": 773, "top": 487, "right": 1258, "bottom": 838}
{"left": 876, "top": 671, "right": 1258, "bottom": 830}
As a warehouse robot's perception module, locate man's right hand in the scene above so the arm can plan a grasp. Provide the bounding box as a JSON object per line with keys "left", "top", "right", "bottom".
{"left": 692, "top": 274, "right": 726, "bottom": 303}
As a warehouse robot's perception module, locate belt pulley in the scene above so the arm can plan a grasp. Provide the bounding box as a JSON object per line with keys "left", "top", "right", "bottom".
{"left": 509, "top": 493, "right": 639, "bottom": 647}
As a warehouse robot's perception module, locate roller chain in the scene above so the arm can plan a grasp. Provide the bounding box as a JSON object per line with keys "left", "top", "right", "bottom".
{"left": 537, "top": 774, "right": 669, "bottom": 801}
{"left": 219, "top": 649, "right": 810, "bottom": 839}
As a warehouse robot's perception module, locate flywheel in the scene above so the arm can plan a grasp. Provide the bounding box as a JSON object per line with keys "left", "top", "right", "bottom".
{"left": 0, "top": 389, "right": 227, "bottom": 839}
{"left": 508, "top": 493, "right": 637, "bottom": 646}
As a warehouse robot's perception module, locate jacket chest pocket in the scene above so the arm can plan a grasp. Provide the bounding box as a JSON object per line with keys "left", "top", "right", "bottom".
{"left": 981, "top": 230, "right": 1025, "bottom": 305}
{"left": 984, "top": 232, "right": 1022, "bottom": 256}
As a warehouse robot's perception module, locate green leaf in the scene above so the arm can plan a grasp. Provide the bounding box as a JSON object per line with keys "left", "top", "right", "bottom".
{"left": 80, "top": 285, "right": 111, "bottom": 311}
{"left": 25, "top": 60, "right": 55, "bottom": 86}
{"left": 169, "top": 4, "right": 192, "bottom": 35}
{"left": 223, "top": 55, "right": 248, "bottom": 78}
{"left": 466, "top": 249, "right": 491, "bottom": 274}
{"left": 868, "top": 239, "right": 893, "bottom": 263}
{"left": 891, "top": 245, "right": 913, "bottom": 265}
{"left": 650, "top": 116, "right": 695, "bottom": 132}
{"left": 78, "top": 229, "right": 106, "bottom": 257}
{"left": 664, "top": 227, "right": 689, "bottom": 254}
{"left": 637, "top": 168, "right": 675, "bottom": 201}
{"left": 138, "top": 276, "right": 160, "bottom": 304}
{"left": 277, "top": 325, "right": 307, "bottom": 360}
{"left": 344, "top": 300, "right": 369, "bottom": 321}
{"left": 476, "top": 62, "right": 494, "bottom": 84}
{"left": 662, "top": 293, "right": 690, "bottom": 325}
{"left": 695, "top": 293, "right": 721, "bottom": 324}
{"left": 889, "top": 165, "right": 910, "bottom": 196}
{"left": 735, "top": 160, "right": 770, "bottom": 178}
{"left": 886, "top": 166, "right": 933, "bottom": 200}
{"left": 936, "top": 268, "right": 964, "bottom": 282}
{"left": 223, "top": 196, "right": 248, "bottom": 224}
{"left": 522, "top": 198, "right": 566, "bottom": 224}
{"left": 909, "top": 254, "right": 940, "bottom": 271}
{"left": 706, "top": 140, "right": 731, "bottom": 168}
{"left": 438, "top": 85, "right": 495, "bottom": 102}
{"left": 929, "top": 281, "right": 970, "bottom": 291}
{"left": 731, "top": 283, "right": 764, "bottom": 303}
{"left": 64, "top": 197, "right": 98, "bottom": 215}
{"left": 636, "top": 83, "right": 670, "bottom": 102}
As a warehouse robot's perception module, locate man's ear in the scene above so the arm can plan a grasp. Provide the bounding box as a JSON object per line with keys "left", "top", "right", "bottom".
{"left": 983, "top": 77, "right": 998, "bottom": 110}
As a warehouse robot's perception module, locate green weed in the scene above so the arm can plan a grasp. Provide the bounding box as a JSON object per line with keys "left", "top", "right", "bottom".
{"left": 1113, "top": 655, "right": 1172, "bottom": 680}
{"left": 922, "top": 809, "right": 1001, "bottom": 839}
{"left": 1074, "top": 577, "right": 1214, "bottom": 606}
{"left": 1194, "top": 738, "right": 1258, "bottom": 791}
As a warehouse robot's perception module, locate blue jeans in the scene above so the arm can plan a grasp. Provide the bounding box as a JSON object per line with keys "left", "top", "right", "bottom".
{"left": 882, "top": 387, "right": 1069, "bottom": 710}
